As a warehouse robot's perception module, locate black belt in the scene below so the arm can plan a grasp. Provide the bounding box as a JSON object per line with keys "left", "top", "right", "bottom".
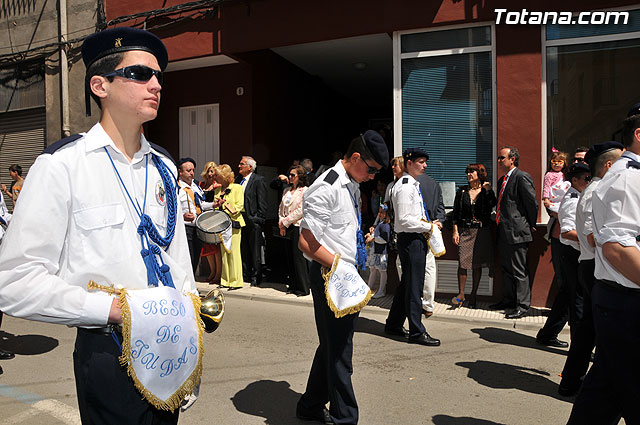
{"left": 79, "top": 324, "right": 122, "bottom": 336}
{"left": 597, "top": 279, "right": 640, "bottom": 294}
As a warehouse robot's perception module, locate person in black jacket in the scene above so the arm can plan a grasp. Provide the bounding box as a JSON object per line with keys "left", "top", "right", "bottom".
{"left": 416, "top": 171, "right": 445, "bottom": 317}
{"left": 490, "top": 146, "right": 539, "bottom": 319}
{"left": 236, "top": 156, "right": 268, "bottom": 286}
{"left": 451, "top": 163, "right": 496, "bottom": 308}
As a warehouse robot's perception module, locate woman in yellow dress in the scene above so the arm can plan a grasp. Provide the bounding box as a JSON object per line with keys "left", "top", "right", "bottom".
{"left": 213, "top": 164, "right": 245, "bottom": 289}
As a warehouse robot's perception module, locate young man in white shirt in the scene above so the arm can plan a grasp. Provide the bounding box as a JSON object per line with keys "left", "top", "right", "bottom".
{"left": 0, "top": 27, "right": 195, "bottom": 424}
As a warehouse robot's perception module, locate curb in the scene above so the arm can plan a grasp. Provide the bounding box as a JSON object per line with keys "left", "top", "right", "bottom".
{"left": 196, "top": 282, "right": 570, "bottom": 335}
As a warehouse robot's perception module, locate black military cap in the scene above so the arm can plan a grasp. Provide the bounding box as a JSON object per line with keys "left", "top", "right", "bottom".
{"left": 82, "top": 27, "right": 168, "bottom": 71}
{"left": 627, "top": 102, "right": 640, "bottom": 118}
{"left": 566, "top": 162, "right": 590, "bottom": 178}
{"left": 82, "top": 27, "right": 168, "bottom": 116}
{"left": 362, "top": 130, "right": 390, "bottom": 169}
{"left": 403, "top": 147, "right": 429, "bottom": 162}
{"left": 585, "top": 141, "right": 624, "bottom": 165}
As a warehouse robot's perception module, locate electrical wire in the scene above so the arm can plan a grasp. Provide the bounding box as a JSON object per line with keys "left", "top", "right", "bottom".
{"left": 0, "top": 0, "right": 231, "bottom": 67}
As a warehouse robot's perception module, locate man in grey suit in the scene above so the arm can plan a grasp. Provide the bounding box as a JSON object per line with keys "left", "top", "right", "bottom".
{"left": 489, "top": 146, "right": 538, "bottom": 319}
{"left": 237, "top": 156, "right": 268, "bottom": 286}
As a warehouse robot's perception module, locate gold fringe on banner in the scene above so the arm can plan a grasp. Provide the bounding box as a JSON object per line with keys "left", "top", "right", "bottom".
{"left": 321, "top": 254, "right": 373, "bottom": 319}
{"left": 88, "top": 281, "right": 204, "bottom": 412}
{"left": 421, "top": 221, "right": 446, "bottom": 258}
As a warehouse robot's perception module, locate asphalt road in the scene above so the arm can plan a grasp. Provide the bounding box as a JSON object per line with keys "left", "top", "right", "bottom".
{"left": 0, "top": 296, "right": 591, "bottom": 424}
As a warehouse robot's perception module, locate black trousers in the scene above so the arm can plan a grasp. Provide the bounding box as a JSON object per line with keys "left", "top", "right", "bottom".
{"left": 298, "top": 261, "right": 359, "bottom": 425}
{"left": 567, "top": 281, "right": 640, "bottom": 425}
{"left": 289, "top": 228, "right": 310, "bottom": 295}
{"left": 561, "top": 259, "right": 596, "bottom": 387}
{"left": 73, "top": 328, "right": 179, "bottom": 425}
{"left": 386, "top": 233, "right": 426, "bottom": 337}
{"left": 185, "top": 225, "right": 202, "bottom": 275}
{"left": 537, "top": 243, "right": 583, "bottom": 340}
{"left": 241, "top": 220, "right": 263, "bottom": 284}
{"left": 497, "top": 238, "right": 531, "bottom": 309}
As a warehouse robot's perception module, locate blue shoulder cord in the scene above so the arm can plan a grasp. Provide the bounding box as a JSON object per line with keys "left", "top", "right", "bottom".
{"left": 345, "top": 185, "right": 367, "bottom": 270}
{"left": 416, "top": 186, "right": 431, "bottom": 221}
{"left": 104, "top": 147, "right": 177, "bottom": 289}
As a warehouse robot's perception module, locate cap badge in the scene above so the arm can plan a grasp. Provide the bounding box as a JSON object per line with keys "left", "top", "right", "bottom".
{"left": 114, "top": 37, "right": 123, "bottom": 47}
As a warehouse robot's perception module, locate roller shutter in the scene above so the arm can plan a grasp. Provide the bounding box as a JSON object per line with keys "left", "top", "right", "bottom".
{"left": 0, "top": 107, "right": 46, "bottom": 211}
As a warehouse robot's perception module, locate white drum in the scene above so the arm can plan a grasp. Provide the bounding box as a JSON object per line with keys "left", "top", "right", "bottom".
{"left": 195, "top": 210, "right": 231, "bottom": 244}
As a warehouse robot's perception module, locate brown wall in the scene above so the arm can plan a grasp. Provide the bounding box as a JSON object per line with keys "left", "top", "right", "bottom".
{"left": 146, "top": 62, "right": 253, "bottom": 165}
{"left": 105, "top": 0, "right": 639, "bottom": 59}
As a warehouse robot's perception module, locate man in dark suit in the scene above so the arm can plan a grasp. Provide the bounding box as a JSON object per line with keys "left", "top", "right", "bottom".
{"left": 237, "top": 156, "right": 268, "bottom": 286}
{"left": 416, "top": 172, "right": 445, "bottom": 317}
{"left": 490, "top": 146, "right": 538, "bottom": 319}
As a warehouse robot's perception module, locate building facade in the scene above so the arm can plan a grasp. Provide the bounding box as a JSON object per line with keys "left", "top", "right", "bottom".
{"left": 5, "top": 0, "right": 640, "bottom": 304}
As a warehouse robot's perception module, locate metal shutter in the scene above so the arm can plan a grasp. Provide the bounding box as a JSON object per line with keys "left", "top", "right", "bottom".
{"left": 0, "top": 107, "right": 46, "bottom": 211}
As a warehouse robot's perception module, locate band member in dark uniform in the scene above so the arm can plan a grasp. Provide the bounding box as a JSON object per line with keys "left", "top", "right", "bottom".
{"left": 385, "top": 148, "right": 441, "bottom": 347}
{"left": 296, "top": 131, "right": 388, "bottom": 425}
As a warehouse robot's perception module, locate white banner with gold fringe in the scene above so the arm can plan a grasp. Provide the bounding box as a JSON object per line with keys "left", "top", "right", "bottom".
{"left": 118, "top": 286, "right": 204, "bottom": 411}
{"left": 422, "top": 220, "right": 446, "bottom": 257}
{"left": 322, "top": 254, "right": 372, "bottom": 318}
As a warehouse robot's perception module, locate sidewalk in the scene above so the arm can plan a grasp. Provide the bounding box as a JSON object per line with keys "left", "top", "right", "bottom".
{"left": 196, "top": 280, "right": 564, "bottom": 333}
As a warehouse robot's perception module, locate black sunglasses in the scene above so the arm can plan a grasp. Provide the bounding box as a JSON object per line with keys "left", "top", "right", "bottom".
{"left": 359, "top": 156, "right": 381, "bottom": 174}
{"left": 288, "top": 173, "right": 297, "bottom": 178}
{"left": 102, "top": 65, "right": 163, "bottom": 85}
{"left": 497, "top": 155, "right": 506, "bottom": 160}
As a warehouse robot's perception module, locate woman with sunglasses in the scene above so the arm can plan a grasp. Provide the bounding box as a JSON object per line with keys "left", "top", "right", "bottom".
{"left": 278, "top": 165, "right": 311, "bottom": 296}
{"left": 451, "top": 163, "right": 496, "bottom": 308}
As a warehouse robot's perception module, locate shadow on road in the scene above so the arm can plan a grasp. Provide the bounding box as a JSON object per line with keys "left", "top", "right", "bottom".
{"left": 456, "top": 360, "right": 568, "bottom": 401}
{"left": 471, "top": 327, "right": 567, "bottom": 356}
{"left": 232, "top": 379, "right": 307, "bottom": 424}
{"left": 0, "top": 331, "right": 58, "bottom": 355}
{"left": 354, "top": 316, "right": 385, "bottom": 335}
{"left": 432, "top": 414, "right": 507, "bottom": 425}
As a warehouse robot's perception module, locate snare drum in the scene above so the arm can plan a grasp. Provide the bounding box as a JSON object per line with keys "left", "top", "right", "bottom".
{"left": 195, "top": 210, "right": 232, "bottom": 244}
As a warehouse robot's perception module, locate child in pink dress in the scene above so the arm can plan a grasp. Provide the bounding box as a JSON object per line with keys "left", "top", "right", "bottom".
{"left": 543, "top": 150, "right": 568, "bottom": 210}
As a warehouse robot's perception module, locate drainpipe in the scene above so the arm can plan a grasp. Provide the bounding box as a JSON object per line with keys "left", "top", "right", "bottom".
{"left": 59, "top": 0, "right": 71, "bottom": 137}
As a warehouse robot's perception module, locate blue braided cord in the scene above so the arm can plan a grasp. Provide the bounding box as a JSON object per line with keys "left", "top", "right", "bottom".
{"left": 416, "top": 186, "right": 431, "bottom": 221}
{"left": 103, "top": 148, "right": 178, "bottom": 287}
{"left": 111, "top": 331, "right": 122, "bottom": 352}
{"left": 140, "top": 154, "right": 177, "bottom": 249}
{"left": 355, "top": 229, "right": 367, "bottom": 271}
{"left": 345, "top": 185, "right": 367, "bottom": 270}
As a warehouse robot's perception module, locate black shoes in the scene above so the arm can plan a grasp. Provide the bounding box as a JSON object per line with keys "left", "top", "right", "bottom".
{"left": 488, "top": 300, "right": 516, "bottom": 310}
{"left": 505, "top": 307, "right": 528, "bottom": 319}
{"left": 536, "top": 336, "right": 569, "bottom": 348}
{"left": 0, "top": 349, "right": 14, "bottom": 360}
{"left": 408, "top": 332, "right": 441, "bottom": 346}
{"left": 384, "top": 326, "right": 410, "bottom": 338}
{"left": 296, "top": 404, "right": 334, "bottom": 424}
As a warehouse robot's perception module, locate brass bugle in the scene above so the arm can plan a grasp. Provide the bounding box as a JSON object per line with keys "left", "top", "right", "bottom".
{"left": 200, "top": 289, "right": 225, "bottom": 333}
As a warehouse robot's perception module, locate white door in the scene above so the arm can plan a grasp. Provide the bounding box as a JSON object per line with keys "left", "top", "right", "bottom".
{"left": 179, "top": 104, "right": 220, "bottom": 173}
